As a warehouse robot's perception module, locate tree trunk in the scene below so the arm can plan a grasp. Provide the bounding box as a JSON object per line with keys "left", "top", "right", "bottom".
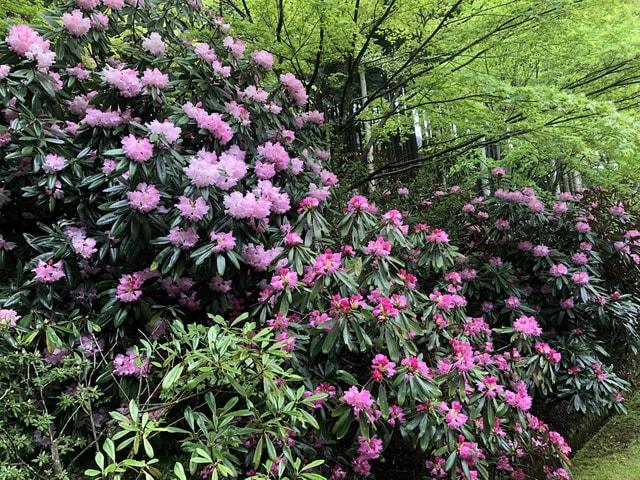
{"left": 359, "top": 67, "right": 375, "bottom": 191}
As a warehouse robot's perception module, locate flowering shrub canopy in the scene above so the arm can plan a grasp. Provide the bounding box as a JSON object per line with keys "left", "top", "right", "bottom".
{"left": 0, "top": 1, "right": 638, "bottom": 480}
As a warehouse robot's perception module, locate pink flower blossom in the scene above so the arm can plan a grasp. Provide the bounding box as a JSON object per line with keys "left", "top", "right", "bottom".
{"left": 146, "top": 119, "right": 180, "bottom": 144}
{"left": 142, "top": 32, "right": 166, "bottom": 56}
{"left": 400, "top": 356, "right": 430, "bottom": 379}
{"left": 116, "top": 273, "right": 143, "bottom": 302}
{"left": 279, "top": 72, "right": 308, "bottom": 106}
{"left": 141, "top": 68, "right": 169, "bottom": 89}
{"left": 42, "top": 153, "right": 66, "bottom": 173}
{"left": 182, "top": 101, "right": 233, "bottom": 144}
{"left": 270, "top": 268, "right": 298, "bottom": 290}
{"left": 6, "top": 25, "right": 55, "bottom": 71}
{"left": 122, "top": 134, "right": 154, "bottom": 162}
{"left": 128, "top": 183, "right": 160, "bottom": 212}
{"left": 513, "top": 315, "right": 542, "bottom": 336}
{"left": 251, "top": 50, "right": 274, "bottom": 69}
{"left": 0, "top": 65, "right": 10, "bottom": 80}
{"left": 103, "top": 66, "right": 142, "bottom": 97}
{"left": 32, "top": 259, "right": 65, "bottom": 283}
{"left": 532, "top": 244, "right": 549, "bottom": 257}
{"left": 549, "top": 263, "right": 568, "bottom": 277}
{"left": 371, "top": 354, "right": 396, "bottom": 381}
{"left": 575, "top": 221, "right": 591, "bottom": 233}
{"left": 571, "top": 271, "right": 590, "bottom": 286}
{"left": 0, "top": 309, "right": 20, "bottom": 328}
{"left": 113, "top": 348, "right": 151, "bottom": 377}
{"left": 343, "top": 386, "right": 374, "bottom": 416}
{"left": 242, "top": 244, "right": 282, "bottom": 271}
{"left": 345, "top": 195, "right": 377, "bottom": 214}
{"left": 62, "top": 10, "right": 92, "bottom": 37}
{"left": 440, "top": 401, "right": 468, "bottom": 429}
{"left": 168, "top": 227, "right": 199, "bottom": 249}
{"left": 535, "top": 342, "right": 561, "bottom": 363}
{"left": 357, "top": 436, "right": 383, "bottom": 460}
{"left": 103, "top": 0, "right": 125, "bottom": 9}
{"left": 364, "top": 236, "right": 392, "bottom": 257}
{"left": 175, "top": 196, "right": 209, "bottom": 221}
{"left": 505, "top": 384, "right": 532, "bottom": 410}
{"left": 426, "top": 229, "right": 449, "bottom": 243}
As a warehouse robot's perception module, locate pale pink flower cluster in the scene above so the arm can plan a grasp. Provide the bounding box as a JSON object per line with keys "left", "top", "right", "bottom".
{"left": 83, "top": 108, "right": 125, "bottom": 127}
{"left": 223, "top": 191, "right": 270, "bottom": 219}
{"left": 69, "top": 92, "right": 95, "bottom": 115}
{"left": 224, "top": 180, "right": 290, "bottom": 219}
{"left": 241, "top": 244, "right": 282, "bottom": 271}
{"left": 224, "top": 101, "right": 251, "bottom": 126}
{"left": 494, "top": 187, "right": 545, "bottom": 213}
{"left": 295, "top": 110, "right": 325, "bottom": 128}
{"left": 62, "top": 10, "right": 92, "bottom": 37}
{"left": 103, "top": 0, "right": 126, "bottom": 10}
{"left": 193, "top": 43, "right": 231, "bottom": 77}
{"left": 257, "top": 141, "right": 290, "bottom": 171}
{"left": 91, "top": 12, "right": 109, "bottom": 31}
{"left": 210, "top": 231, "right": 236, "bottom": 253}
{"left": 279, "top": 72, "right": 308, "bottom": 106}
{"left": 142, "top": 32, "right": 166, "bottom": 56}
{"left": 75, "top": 0, "right": 100, "bottom": 8}
{"left": 0, "top": 309, "right": 20, "bottom": 328}
{"left": 575, "top": 221, "right": 591, "bottom": 233}
{"left": 42, "top": 153, "right": 66, "bottom": 173}
{"left": 238, "top": 84, "right": 268, "bottom": 103}
{"left": 32, "top": 259, "right": 65, "bottom": 283}
{"left": 175, "top": 196, "right": 209, "bottom": 220}
{"left": 64, "top": 226, "right": 97, "bottom": 259}
{"left": 127, "top": 183, "right": 160, "bottom": 212}
{"left": 184, "top": 147, "right": 247, "bottom": 190}
{"left": 251, "top": 50, "right": 274, "bottom": 69}
{"left": 141, "top": 68, "right": 169, "bottom": 89}
{"left": 0, "top": 65, "right": 10, "bottom": 80}
{"left": 223, "top": 36, "right": 245, "bottom": 58}
{"left": 102, "top": 66, "right": 142, "bottom": 97}
{"left": 6, "top": 25, "right": 56, "bottom": 71}
{"left": 122, "top": 134, "right": 154, "bottom": 162}
{"left": 168, "top": 227, "right": 199, "bottom": 249}
{"left": 182, "top": 102, "right": 233, "bottom": 144}
{"left": 146, "top": 119, "right": 181, "bottom": 143}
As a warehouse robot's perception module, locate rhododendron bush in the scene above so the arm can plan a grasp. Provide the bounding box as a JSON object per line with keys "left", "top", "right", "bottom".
{"left": 0, "top": 2, "right": 637, "bottom": 480}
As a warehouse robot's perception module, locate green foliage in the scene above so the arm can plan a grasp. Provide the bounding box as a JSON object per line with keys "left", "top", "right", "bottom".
{"left": 0, "top": 0, "right": 44, "bottom": 34}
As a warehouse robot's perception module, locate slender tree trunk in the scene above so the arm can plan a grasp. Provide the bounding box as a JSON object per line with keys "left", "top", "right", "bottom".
{"left": 479, "top": 137, "right": 491, "bottom": 196}
{"left": 359, "top": 67, "right": 375, "bottom": 191}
